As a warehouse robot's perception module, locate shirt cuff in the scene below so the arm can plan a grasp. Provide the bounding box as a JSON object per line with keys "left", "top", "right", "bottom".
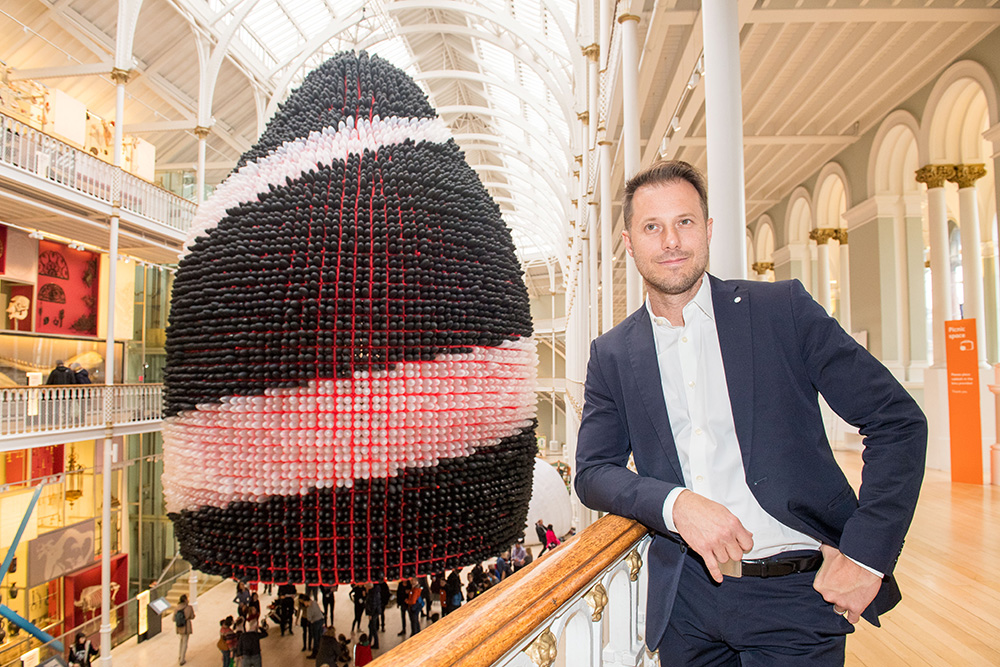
{"left": 846, "top": 554, "right": 884, "bottom": 579}
{"left": 661, "top": 487, "right": 687, "bottom": 533}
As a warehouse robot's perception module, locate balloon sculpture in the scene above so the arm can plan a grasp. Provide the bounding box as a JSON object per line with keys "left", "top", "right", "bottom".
{"left": 163, "top": 52, "right": 537, "bottom": 585}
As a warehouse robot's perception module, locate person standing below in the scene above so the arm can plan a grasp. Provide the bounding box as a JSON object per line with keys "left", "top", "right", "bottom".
{"left": 405, "top": 577, "right": 423, "bottom": 636}
{"left": 320, "top": 584, "right": 337, "bottom": 624}
{"left": 575, "top": 160, "right": 927, "bottom": 665}
{"left": 349, "top": 584, "right": 366, "bottom": 633}
{"left": 235, "top": 621, "right": 265, "bottom": 667}
{"left": 534, "top": 520, "right": 549, "bottom": 555}
{"left": 71, "top": 362, "right": 91, "bottom": 384}
{"left": 544, "top": 525, "right": 560, "bottom": 551}
{"left": 67, "top": 632, "right": 98, "bottom": 666}
{"left": 46, "top": 360, "right": 76, "bottom": 384}
{"left": 300, "top": 594, "right": 325, "bottom": 658}
{"left": 275, "top": 582, "right": 296, "bottom": 636}
{"left": 395, "top": 578, "right": 411, "bottom": 636}
{"left": 173, "top": 594, "right": 196, "bottom": 665}
{"left": 218, "top": 617, "right": 235, "bottom": 667}
{"left": 444, "top": 570, "right": 463, "bottom": 614}
{"left": 364, "top": 583, "right": 382, "bottom": 649}
{"left": 511, "top": 540, "right": 527, "bottom": 572}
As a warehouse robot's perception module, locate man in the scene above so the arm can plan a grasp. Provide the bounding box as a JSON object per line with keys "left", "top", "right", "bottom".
{"left": 395, "top": 578, "right": 411, "bottom": 636}
{"left": 364, "top": 582, "right": 382, "bottom": 649}
{"left": 173, "top": 594, "right": 195, "bottom": 665}
{"left": 511, "top": 539, "right": 528, "bottom": 571}
{"left": 534, "top": 519, "right": 548, "bottom": 555}
{"left": 46, "top": 360, "right": 76, "bottom": 385}
{"left": 575, "top": 160, "right": 926, "bottom": 664}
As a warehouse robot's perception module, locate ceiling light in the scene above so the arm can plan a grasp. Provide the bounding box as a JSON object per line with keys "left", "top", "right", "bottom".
{"left": 28, "top": 231, "right": 44, "bottom": 240}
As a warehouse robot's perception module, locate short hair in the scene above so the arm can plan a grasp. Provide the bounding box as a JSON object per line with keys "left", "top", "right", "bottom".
{"left": 622, "top": 160, "right": 708, "bottom": 230}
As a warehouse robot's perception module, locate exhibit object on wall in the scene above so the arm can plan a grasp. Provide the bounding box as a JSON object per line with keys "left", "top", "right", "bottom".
{"left": 163, "top": 52, "right": 537, "bottom": 584}
{"left": 35, "top": 241, "right": 99, "bottom": 336}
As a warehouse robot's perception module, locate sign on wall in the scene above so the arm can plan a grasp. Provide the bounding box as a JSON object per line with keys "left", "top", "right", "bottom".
{"left": 26, "top": 519, "right": 96, "bottom": 588}
{"left": 944, "top": 318, "right": 983, "bottom": 484}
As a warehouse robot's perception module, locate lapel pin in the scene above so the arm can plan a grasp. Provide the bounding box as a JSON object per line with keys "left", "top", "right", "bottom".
{"left": 734, "top": 296, "right": 742, "bottom": 303}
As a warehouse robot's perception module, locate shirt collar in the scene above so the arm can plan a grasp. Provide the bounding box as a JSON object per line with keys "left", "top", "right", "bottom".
{"left": 645, "top": 273, "right": 714, "bottom": 326}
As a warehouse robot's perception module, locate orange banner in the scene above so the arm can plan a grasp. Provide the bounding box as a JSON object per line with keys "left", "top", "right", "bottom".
{"left": 945, "top": 319, "right": 982, "bottom": 484}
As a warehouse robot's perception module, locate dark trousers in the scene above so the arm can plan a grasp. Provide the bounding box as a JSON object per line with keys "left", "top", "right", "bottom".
{"left": 309, "top": 619, "right": 324, "bottom": 653}
{"left": 408, "top": 607, "right": 421, "bottom": 636}
{"left": 659, "top": 551, "right": 853, "bottom": 666}
{"left": 368, "top": 614, "right": 380, "bottom": 649}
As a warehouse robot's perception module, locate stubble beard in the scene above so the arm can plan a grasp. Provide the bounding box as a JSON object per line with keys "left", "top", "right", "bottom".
{"left": 637, "top": 254, "right": 708, "bottom": 298}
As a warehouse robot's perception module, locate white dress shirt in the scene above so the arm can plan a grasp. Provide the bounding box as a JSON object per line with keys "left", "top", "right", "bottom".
{"left": 651, "top": 277, "right": 820, "bottom": 559}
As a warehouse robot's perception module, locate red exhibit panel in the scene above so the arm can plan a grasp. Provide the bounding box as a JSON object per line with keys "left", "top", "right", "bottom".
{"left": 36, "top": 239, "right": 99, "bottom": 336}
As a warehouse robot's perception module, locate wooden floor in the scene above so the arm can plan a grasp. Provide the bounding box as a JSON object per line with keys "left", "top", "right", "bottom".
{"left": 836, "top": 452, "right": 1000, "bottom": 666}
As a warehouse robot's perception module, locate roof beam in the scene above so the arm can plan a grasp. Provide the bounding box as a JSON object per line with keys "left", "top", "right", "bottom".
{"left": 749, "top": 8, "right": 1000, "bottom": 24}
{"left": 9, "top": 62, "right": 112, "bottom": 80}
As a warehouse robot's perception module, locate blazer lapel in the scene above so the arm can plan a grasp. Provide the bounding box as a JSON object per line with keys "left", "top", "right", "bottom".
{"left": 624, "top": 307, "right": 685, "bottom": 483}
{"left": 710, "top": 276, "right": 755, "bottom": 468}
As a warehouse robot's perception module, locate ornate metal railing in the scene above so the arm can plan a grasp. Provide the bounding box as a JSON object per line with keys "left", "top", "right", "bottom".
{"left": 371, "top": 514, "right": 654, "bottom": 667}
{"left": 0, "top": 384, "right": 162, "bottom": 438}
{"left": 0, "top": 111, "right": 197, "bottom": 232}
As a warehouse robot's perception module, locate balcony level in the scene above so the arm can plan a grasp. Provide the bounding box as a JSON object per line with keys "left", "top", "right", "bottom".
{"left": 0, "top": 111, "right": 193, "bottom": 264}
{"left": 0, "top": 384, "right": 162, "bottom": 452}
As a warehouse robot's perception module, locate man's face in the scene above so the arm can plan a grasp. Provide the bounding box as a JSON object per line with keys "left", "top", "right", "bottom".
{"left": 622, "top": 179, "right": 712, "bottom": 301}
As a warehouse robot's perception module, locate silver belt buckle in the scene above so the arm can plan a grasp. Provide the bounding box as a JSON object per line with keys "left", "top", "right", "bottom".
{"left": 719, "top": 559, "right": 742, "bottom": 579}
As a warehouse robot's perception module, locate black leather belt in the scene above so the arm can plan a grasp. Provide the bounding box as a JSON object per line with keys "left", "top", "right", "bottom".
{"left": 738, "top": 552, "right": 822, "bottom": 578}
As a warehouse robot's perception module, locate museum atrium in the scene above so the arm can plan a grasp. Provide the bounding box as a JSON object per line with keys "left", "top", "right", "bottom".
{"left": 0, "top": 0, "right": 998, "bottom": 665}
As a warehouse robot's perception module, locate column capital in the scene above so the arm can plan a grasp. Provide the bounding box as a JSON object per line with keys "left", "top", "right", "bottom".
{"left": 915, "top": 164, "right": 955, "bottom": 189}
{"left": 949, "top": 163, "right": 987, "bottom": 189}
{"left": 808, "top": 228, "right": 838, "bottom": 245}
{"left": 751, "top": 261, "right": 774, "bottom": 275}
{"left": 582, "top": 44, "right": 600, "bottom": 61}
{"left": 597, "top": 139, "right": 613, "bottom": 147}
{"left": 577, "top": 111, "right": 590, "bottom": 123}
{"left": 193, "top": 126, "right": 212, "bottom": 140}
{"left": 110, "top": 67, "right": 133, "bottom": 85}
{"left": 833, "top": 229, "right": 848, "bottom": 245}
{"left": 617, "top": 13, "right": 641, "bottom": 23}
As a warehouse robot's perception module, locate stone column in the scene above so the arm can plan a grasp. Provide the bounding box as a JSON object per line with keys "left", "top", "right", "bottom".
{"left": 618, "top": 13, "right": 643, "bottom": 314}
{"left": 903, "top": 193, "right": 927, "bottom": 381}
{"left": 194, "top": 125, "right": 211, "bottom": 205}
{"left": 751, "top": 262, "right": 773, "bottom": 282}
{"left": 702, "top": 0, "right": 748, "bottom": 279}
{"left": 599, "top": 138, "right": 614, "bottom": 333}
{"left": 835, "top": 228, "right": 851, "bottom": 333}
{"left": 916, "top": 164, "right": 956, "bottom": 367}
{"left": 949, "top": 164, "right": 989, "bottom": 367}
{"left": 809, "top": 228, "right": 837, "bottom": 313}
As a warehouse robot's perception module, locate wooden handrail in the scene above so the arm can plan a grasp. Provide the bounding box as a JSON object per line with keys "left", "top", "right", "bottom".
{"left": 370, "top": 514, "right": 649, "bottom": 667}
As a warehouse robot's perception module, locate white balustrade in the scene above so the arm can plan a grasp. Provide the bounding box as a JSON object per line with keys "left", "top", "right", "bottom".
{"left": 496, "top": 536, "right": 655, "bottom": 667}
{"left": 371, "top": 515, "right": 655, "bottom": 667}
{"left": 0, "top": 111, "right": 196, "bottom": 233}
{"left": 0, "top": 384, "right": 162, "bottom": 437}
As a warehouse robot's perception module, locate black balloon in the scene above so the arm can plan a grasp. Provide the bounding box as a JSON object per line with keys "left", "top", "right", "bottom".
{"left": 163, "top": 52, "right": 537, "bottom": 584}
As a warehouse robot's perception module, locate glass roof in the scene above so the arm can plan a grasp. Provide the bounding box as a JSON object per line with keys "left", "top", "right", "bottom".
{"left": 187, "top": 0, "right": 576, "bottom": 266}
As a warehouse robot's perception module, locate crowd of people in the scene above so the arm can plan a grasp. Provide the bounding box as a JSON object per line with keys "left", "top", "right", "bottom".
{"left": 181, "top": 520, "right": 564, "bottom": 666}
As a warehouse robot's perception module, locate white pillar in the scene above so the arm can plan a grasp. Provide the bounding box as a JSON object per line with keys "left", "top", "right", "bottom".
{"left": 599, "top": 139, "right": 614, "bottom": 333}
{"left": 99, "top": 69, "right": 129, "bottom": 667}
{"left": 701, "top": 0, "right": 747, "bottom": 279}
{"left": 195, "top": 126, "right": 209, "bottom": 204}
{"left": 838, "top": 231, "right": 851, "bottom": 333}
{"left": 618, "top": 13, "right": 643, "bottom": 314}
{"left": 589, "top": 205, "right": 600, "bottom": 341}
{"left": 917, "top": 165, "right": 955, "bottom": 367}
{"left": 810, "top": 229, "right": 835, "bottom": 314}
{"left": 951, "top": 165, "right": 989, "bottom": 367}
{"left": 599, "top": 0, "right": 611, "bottom": 72}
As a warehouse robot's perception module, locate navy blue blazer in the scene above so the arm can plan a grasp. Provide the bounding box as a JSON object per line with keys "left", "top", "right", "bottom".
{"left": 574, "top": 275, "right": 926, "bottom": 651}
